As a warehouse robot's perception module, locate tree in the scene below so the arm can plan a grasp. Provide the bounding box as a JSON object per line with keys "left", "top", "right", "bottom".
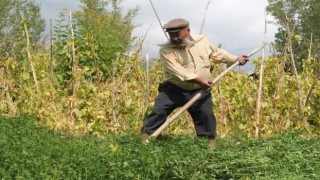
{"left": 53, "top": 0, "right": 139, "bottom": 84}
{"left": 0, "top": 0, "right": 45, "bottom": 60}
{"left": 266, "top": 0, "right": 320, "bottom": 72}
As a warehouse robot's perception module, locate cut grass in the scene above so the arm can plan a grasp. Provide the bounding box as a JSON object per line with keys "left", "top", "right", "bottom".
{"left": 1, "top": 115, "right": 319, "bottom": 179}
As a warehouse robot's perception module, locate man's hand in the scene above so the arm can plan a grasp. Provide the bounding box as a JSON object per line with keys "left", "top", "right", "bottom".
{"left": 189, "top": 77, "right": 212, "bottom": 89}
{"left": 237, "top": 55, "right": 249, "bottom": 65}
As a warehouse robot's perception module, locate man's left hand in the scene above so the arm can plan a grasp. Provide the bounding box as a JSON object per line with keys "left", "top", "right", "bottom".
{"left": 237, "top": 55, "right": 249, "bottom": 65}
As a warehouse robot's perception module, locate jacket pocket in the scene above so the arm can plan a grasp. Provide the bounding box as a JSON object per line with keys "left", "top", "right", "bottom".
{"left": 200, "top": 56, "right": 211, "bottom": 68}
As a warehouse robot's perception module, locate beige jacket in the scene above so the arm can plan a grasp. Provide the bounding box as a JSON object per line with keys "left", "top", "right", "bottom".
{"left": 159, "top": 35, "right": 238, "bottom": 90}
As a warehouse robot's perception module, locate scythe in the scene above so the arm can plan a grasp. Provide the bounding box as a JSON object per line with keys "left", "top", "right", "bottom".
{"left": 150, "top": 43, "right": 267, "bottom": 138}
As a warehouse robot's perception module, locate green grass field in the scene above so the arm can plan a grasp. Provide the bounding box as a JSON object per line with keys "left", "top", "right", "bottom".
{"left": 1, "top": 115, "right": 319, "bottom": 179}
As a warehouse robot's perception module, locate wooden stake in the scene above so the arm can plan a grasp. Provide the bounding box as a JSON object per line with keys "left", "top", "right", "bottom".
{"left": 305, "top": 34, "right": 316, "bottom": 107}
{"left": 50, "top": 19, "right": 54, "bottom": 83}
{"left": 149, "top": 0, "right": 168, "bottom": 40}
{"left": 146, "top": 53, "right": 150, "bottom": 106}
{"left": 284, "top": 12, "right": 310, "bottom": 133}
{"left": 24, "top": 22, "right": 39, "bottom": 93}
{"left": 69, "top": 12, "right": 77, "bottom": 95}
{"left": 112, "top": 54, "right": 120, "bottom": 125}
{"left": 255, "top": 12, "right": 267, "bottom": 139}
{"left": 200, "top": 0, "right": 212, "bottom": 34}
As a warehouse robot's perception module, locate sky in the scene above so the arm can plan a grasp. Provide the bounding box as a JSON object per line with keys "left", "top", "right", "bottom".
{"left": 35, "top": 0, "right": 278, "bottom": 72}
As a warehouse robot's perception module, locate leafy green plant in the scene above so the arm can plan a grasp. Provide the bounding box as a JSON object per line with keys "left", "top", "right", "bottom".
{"left": 0, "top": 115, "right": 319, "bottom": 179}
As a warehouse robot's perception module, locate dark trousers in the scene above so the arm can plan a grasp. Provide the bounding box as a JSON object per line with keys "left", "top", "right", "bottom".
{"left": 141, "top": 82, "right": 217, "bottom": 137}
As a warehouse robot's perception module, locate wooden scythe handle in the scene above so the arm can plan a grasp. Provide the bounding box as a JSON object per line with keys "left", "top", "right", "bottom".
{"left": 150, "top": 43, "right": 267, "bottom": 138}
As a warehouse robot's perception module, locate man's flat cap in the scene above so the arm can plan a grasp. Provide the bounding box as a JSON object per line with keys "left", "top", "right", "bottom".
{"left": 162, "top": 18, "right": 189, "bottom": 32}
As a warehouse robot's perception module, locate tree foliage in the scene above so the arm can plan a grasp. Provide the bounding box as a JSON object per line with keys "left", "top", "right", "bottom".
{"left": 266, "top": 0, "right": 320, "bottom": 71}
{"left": 0, "top": 0, "right": 45, "bottom": 60}
{"left": 53, "top": 0, "right": 139, "bottom": 85}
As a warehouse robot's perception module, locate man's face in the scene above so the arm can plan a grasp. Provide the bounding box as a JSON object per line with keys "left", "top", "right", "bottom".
{"left": 168, "top": 28, "right": 190, "bottom": 46}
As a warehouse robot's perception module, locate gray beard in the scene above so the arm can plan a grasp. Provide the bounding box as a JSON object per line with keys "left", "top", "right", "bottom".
{"left": 181, "top": 37, "right": 196, "bottom": 46}
{"left": 182, "top": 38, "right": 192, "bottom": 45}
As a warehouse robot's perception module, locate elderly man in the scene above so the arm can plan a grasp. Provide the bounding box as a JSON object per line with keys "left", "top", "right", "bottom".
{"left": 141, "top": 18, "right": 248, "bottom": 149}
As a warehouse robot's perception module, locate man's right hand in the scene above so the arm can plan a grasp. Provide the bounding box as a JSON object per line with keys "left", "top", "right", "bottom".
{"left": 189, "top": 77, "right": 212, "bottom": 89}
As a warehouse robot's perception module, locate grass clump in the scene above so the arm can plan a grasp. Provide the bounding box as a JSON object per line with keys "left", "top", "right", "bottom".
{"left": 0, "top": 115, "right": 319, "bottom": 179}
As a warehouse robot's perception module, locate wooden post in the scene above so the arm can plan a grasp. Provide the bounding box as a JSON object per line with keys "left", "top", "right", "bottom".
{"left": 149, "top": 0, "right": 168, "bottom": 40}
{"left": 217, "top": 43, "right": 223, "bottom": 109}
{"left": 255, "top": 13, "right": 267, "bottom": 139}
{"left": 24, "top": 22, "right": 39, "bottom": 93}
{"left": 69, "top": 12, "right": 77, "bottom": 95}
{"left": 284, "top": 12, "right": 310, "bottom": 133}
{"left": 146, "top": 53, "right": 150, "bottom": 106}
{"left": 305, "top": 34, "right": 316, "bottom": 107}
{"left": 199, "top": 0, "right": 212, "bottom": 34}
{"left": 50, "top": 19, "right": 54, "bottom": 83}
{"left": 112, "top": 54, "right": 120, "bottom": 125}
